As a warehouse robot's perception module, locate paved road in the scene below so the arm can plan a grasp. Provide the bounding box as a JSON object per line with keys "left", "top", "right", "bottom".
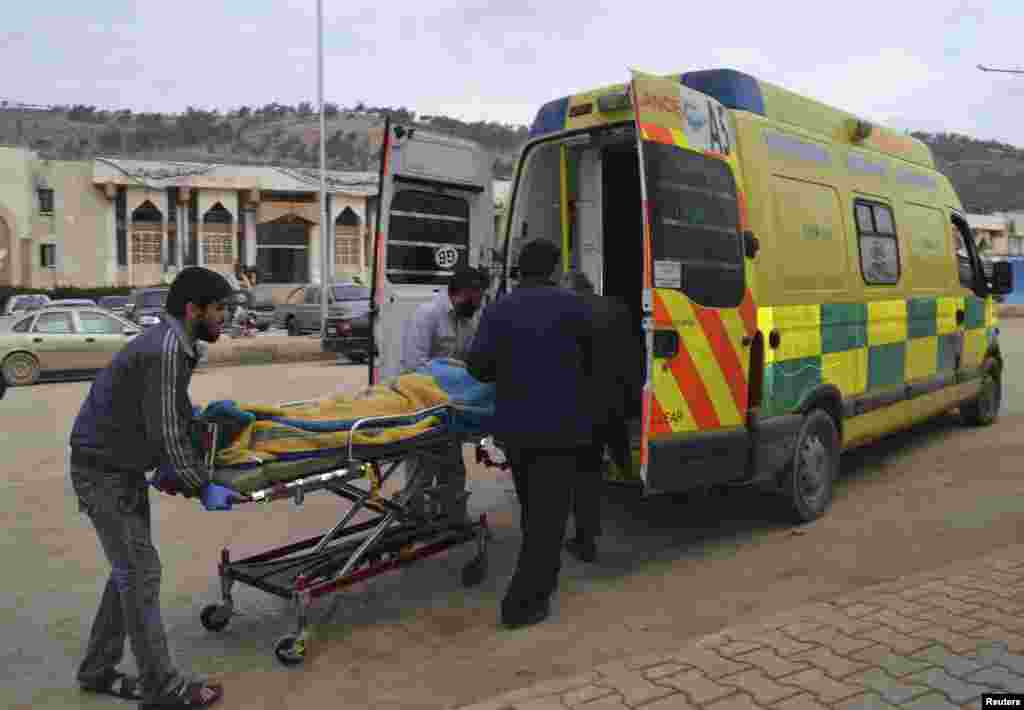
{"left": 2, "top": 324, "right": 1023, "bottom": 710}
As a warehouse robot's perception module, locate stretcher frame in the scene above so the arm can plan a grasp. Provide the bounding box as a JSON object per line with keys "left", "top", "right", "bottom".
{"left": 197, "top": 402, "right": 491, "bottom": 666}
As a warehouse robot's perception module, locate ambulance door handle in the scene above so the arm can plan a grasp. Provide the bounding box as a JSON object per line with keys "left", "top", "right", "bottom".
{"left": 769, "top": 329, "right": 781, "bottom": 349}
{"left": 652, "top": 330, "right": 679, "bottom": 359}
{"left": 741, "top": 335, "right": 754, "bottom": 347}
{"left": 956, "top": 309, "right": 965, "bottom": 325}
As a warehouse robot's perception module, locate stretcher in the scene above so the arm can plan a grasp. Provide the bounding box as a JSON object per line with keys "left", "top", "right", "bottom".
{"left": 194, "top": 362, "right": 496, "bottom": 666}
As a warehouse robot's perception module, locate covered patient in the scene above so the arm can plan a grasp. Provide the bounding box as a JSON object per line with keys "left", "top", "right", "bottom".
{"left": 194, "top": 360, "right": 496, "bottom": 493}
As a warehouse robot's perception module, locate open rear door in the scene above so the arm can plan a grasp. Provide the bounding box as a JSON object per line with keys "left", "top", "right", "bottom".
{"left": 629, "top": 70, "right": 758, "bottom": 493}
{"left": 368, "top": 121, "right": 494, "bottom": 384}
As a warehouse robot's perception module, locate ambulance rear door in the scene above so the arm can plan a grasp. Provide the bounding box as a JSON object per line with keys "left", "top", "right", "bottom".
{"left": 629, "top": 70, "right": 759, "bottom": 493}
{"left": 368, "top": 122, "right": 494, "bottom": 384}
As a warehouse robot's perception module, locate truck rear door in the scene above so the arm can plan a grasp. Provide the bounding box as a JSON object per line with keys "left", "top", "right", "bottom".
{"left": 368, "top": 122, "right": 495, "bottom": 384}
{"left": 629, "top": 71, "right": 759, "bottom": 493}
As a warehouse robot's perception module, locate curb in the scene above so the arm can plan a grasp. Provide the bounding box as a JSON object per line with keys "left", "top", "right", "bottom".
{"left": 196, "top": 335, "right": 340, "bottom": 370}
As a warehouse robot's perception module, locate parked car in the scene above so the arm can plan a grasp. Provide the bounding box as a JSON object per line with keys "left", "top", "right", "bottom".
{"left": 322, "top": 309, "right": 372, "bottom": 362}
{"left": 97, "top": 295, "right": 131, "bottom": 316}
{"left": 1, "top": 307, "right": 141, "bottom": 386}
{"left": 125, "top": 287, "right": 170, "bottom": 327}
{"left": 235, "top": 289, "right": 274, "bottom": 332}
{"left": 3, "top": 293, "right": 51, "bottom": 315}
{"left": 49, "top": 298, "right": 98, "bottom": 308}
{"left": 274, "top": 283, "right": 370, "bottom": 336}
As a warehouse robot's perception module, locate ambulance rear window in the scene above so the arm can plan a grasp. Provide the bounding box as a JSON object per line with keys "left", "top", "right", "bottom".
{"left": 644, "top": 143, "right": 745, "bottom": 308}
{"left": 387, "top": 190, "right": 470, "bottom": 285}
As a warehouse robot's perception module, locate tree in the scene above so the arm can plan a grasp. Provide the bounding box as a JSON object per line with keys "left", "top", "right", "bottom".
{"left": 297, "top": 101, "right": 314, "bottom": 117}
{"left": 324, "top": 102, "right": 339, "bottom": 118}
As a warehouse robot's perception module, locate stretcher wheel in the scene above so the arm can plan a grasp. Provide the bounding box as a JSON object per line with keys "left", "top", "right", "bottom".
{"left": 461, "top": 555, "right": 487, "bottom": 588}
{"left": 199, "top": 604, "right": 231, "bottom": 632}
{"left": 274, "top": 634, "right": 306, "bottom": 666}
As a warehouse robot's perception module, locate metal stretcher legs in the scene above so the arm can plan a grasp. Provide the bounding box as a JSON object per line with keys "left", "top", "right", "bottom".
{"left": 198, "top": 432, "right": 492, "bottom": 667}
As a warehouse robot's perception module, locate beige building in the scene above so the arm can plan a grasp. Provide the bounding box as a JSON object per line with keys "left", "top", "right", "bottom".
{"left": 0, "top": 146, "right": 378, "bottom": 289}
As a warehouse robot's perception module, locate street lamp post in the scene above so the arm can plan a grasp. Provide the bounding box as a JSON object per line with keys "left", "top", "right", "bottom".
{"left": 318, "top": 0, "right": 329, "bottom": 338}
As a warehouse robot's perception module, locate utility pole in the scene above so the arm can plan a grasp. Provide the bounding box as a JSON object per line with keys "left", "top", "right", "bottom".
{"left": 317, "top": 0, "right": 329, "bottom": 338}
{"left": 978, "top": 64, "right": 1024, "bottom": 74}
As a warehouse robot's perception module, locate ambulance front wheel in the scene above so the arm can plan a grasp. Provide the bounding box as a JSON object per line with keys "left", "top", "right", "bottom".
{"left": 960, "top": 370, "right": 1001, "bottom": 427}
{"left": 781, "top": 409, "right": 838, "bottom": 524}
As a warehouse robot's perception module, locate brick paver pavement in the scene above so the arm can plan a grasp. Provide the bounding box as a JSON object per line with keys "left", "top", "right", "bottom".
{"left": 457, "top": 544, "right": 1024, "bottom": 710}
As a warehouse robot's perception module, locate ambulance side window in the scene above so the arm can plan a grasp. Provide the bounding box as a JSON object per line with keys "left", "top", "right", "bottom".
{"left": 854, "top": 200, "right": 900, "bottom": 285}
{"left": 953, "top": 219, "right": 979, "bottom": 290}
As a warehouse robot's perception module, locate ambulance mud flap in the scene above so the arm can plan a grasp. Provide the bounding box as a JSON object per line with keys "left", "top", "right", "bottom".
{"left": 645, "top": 426, "right": 751, "bottom": 493}
{"left": 748, "top": 413, "right": 803, "bottom": 484}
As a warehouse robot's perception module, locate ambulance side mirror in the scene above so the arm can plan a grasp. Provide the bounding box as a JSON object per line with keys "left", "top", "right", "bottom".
{"left": 743, "top": 230, "right": 760, "bottom": 259}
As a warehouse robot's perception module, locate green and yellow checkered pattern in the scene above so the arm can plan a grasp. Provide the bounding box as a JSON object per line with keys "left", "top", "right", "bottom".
{"left": 759, "top": 296, "right": 994, "bottom": 418}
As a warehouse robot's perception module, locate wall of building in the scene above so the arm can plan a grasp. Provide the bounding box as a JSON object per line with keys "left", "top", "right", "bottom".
{"left": 39, "top": 160, "right": 115, "bottom": 287}
{"left": 0, "top": 147, "right": 35, "bottom": 286}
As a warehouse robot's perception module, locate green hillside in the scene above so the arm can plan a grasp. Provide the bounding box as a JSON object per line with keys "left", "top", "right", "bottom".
{"left": 0, "top": 101, "right": 1020, "bottom": 213}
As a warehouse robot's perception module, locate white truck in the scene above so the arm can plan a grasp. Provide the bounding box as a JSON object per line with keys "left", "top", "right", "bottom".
{"left": 367, "top": 125, "right": 496, "bottom": 382}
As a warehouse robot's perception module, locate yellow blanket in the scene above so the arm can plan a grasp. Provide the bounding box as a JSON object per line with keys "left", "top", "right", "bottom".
{"left": 208, "top": 373, "right": 452, "bottom": 469}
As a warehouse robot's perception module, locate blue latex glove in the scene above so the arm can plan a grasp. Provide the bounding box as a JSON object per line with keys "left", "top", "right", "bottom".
{"left": 200, "top": 483, "right": 243, "bottom": 511}
{"left": 150, "top": 464, "right": 183, "bottom": 496}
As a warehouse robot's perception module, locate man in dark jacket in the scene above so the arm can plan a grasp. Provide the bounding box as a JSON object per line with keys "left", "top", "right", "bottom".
{"left": 68, "top": 266, "right": 241, "bottom": 709}
{"left": 560, "top": 270, "right": 636, "bottom": 563}
{"left": 467, "top": 239, "right": 595, "bottom": 629}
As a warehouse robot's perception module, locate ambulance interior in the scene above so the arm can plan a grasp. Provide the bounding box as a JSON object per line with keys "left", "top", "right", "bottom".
{"left": 505, "top": 126, "right": 646, "bottom": 442}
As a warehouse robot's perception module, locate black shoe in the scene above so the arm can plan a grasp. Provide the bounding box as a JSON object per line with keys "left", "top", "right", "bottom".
{"left": 565, "top": 537, "right": 597, "bottom": 563}
{"left": 500, "top": 599, "right": 550, "bottom": 629}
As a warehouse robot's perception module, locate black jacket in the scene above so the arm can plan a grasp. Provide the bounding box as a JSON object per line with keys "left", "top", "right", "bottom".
{"left": 467, "top": 280, "right": 595, "bottom": 449}
{"left": 577, "top": 292, "right": 640, "bottom": 424}
{"left": 69, "top": 317, "right": 208, "bottom": 495}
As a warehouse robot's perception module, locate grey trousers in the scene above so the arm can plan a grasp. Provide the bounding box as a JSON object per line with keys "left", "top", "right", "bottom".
{"left": 70, "top": 465, "right": 181, "bottom": 701}
{"left": 400, "top": 443, "right": 468, "bottom": 523}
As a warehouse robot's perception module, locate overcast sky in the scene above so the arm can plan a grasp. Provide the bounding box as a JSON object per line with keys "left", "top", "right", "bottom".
{"left": 3, "top": 0, "right": 1023, "bottom": 144}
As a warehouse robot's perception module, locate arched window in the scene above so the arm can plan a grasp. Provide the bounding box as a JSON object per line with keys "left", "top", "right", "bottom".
{"left": 336, "top": 207, "right": 360, "bottom": 227}
{"left": 132, "top": 200, "right": 163, "bottom": 224}
{"left": 203, "top": 202, "right": 233, "bottom": 224}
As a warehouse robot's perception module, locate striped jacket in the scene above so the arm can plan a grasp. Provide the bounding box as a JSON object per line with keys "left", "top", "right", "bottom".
{"left": 69, "top": 316, "right": 208, "bottom": 495}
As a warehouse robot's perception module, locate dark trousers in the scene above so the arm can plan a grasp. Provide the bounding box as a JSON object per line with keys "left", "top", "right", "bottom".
{"left": 572, "top": 416, "right": 630, "bottom": 540}
{"left": 70, "top": 465, "right": 181, "bottom": 701}
{"left": 503, "top": 446, "right": 588, "bottom": 617}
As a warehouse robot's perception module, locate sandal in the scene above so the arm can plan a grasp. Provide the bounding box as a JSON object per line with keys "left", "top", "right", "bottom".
{"left": 81, "top": 669, "right": 145, "bottom": 701}
{"left": 140, "top": 679, "right": 224, "bottom": 708}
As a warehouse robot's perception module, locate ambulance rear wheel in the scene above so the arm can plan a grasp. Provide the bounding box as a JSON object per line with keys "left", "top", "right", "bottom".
{"left": 781, "top": 409, "right": 838, "bottom": 524}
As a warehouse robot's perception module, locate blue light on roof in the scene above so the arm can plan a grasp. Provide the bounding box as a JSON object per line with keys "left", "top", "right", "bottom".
{"left": 528, "top": 97, "right": 569, "bottom": 138}
{"left": 680, "top": 69, "right": 765, "bottom": 116}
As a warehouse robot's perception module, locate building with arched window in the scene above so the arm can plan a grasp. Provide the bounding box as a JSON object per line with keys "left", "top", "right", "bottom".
{"left": 0, "top": 145, "right": 507, "bottom": 295}
{"left": 0, "top": 146, "right": 379, "bottom": 290}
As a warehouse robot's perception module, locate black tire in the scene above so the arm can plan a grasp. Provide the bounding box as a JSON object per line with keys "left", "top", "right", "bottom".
{"left": 274, "top": 635, "right": 306, "bottom": 666}
{"left": 961, "top": 370, "right": 1001, "bottom": 427}
{"left": 3, "top": 352, "right": 41, "bottom": 386}
{"left": 780, "top": 409, "right": 839, "bottom": 524}
{"left": 286, "top": 317, "right": 301, "bottom": 337}
{"left": 199, "top": 604, "right": 231, "bottom": 632}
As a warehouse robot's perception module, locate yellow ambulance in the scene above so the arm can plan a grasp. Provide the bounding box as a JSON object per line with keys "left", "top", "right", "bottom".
{"left": 497, "top": 68, "right": 1014, "bottom": 522}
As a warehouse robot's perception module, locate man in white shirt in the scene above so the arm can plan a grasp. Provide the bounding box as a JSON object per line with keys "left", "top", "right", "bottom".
{"left": 398, "top": 267, "right": 489, "bottom": 524}
{"left": 399, "top": 267, "right": 489, "bottom": 373}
